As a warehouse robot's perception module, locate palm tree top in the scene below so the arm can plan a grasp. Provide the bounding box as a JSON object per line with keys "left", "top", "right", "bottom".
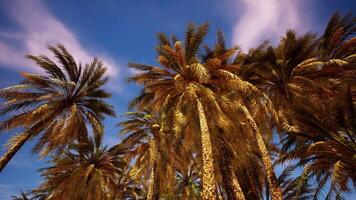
{"left": 0, "top": 44, "right": 115, "bottom": 171}
{"left": 37, "top": 136, "right": 126, "bottom": 200}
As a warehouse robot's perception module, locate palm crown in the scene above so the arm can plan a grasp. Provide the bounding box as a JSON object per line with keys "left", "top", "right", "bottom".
{"left": 0, "top": 44, "right": 114, "bottom": 171}
{"left": 35, "top": 137, "right": 128, "bottom": 200}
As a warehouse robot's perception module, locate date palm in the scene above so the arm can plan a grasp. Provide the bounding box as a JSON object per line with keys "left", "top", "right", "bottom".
{"left": 233, "top": 13, "right": 355, "bottom": 199}
{"left": 203, "top": 31, "right": 282, "bottom": 199}
{"left": 234, "top": 31, "right": 319, "bottom": 110}
{"left": 119, "top": 110, "right": 173, "bottom": 199}
{"left": 235, "top": 12, "right": 355, "bottom": 120}
{"left": 292, "top": 12, "right": 356, "bottom": 100}
{"left": 36, "top": 137, "right": 127, "bottom": 200}
{"left": 279, "top": 85, "right": 356, "bottom": 199}
{"left": 0, "top": 44, "right": 114, "bottom": 172}
{"left": 128, "top": 24, "right": 248, "bottom": 199}
{"left": 128, "top": 23, "right": 219, "bottom": 199}
{"left": 129, "top": 24, "right": 284, "bottom": 199}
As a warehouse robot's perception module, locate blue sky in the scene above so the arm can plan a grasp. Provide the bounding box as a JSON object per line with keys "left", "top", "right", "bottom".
{"left": 0, "top": 0, "right": 355, "bottom": 199}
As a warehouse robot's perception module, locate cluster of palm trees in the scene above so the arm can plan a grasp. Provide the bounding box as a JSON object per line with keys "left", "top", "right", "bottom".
{"left": 2, "top": 13, "right": 355, "bottom": 200}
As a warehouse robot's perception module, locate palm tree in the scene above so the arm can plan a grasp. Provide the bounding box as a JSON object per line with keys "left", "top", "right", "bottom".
{"left": 128, "top": 24, "right": 249, "bottom": 200}
{"left": 0, "top": 44, "right": 114, "bottom": 171}
{"left": 128, "top": 23, "right": 219, "bottom": 199}
{"left": 279, "top": 85, "right": 356, "bottom": 199}
{"left": 235, "top": 12, "right": 355, "bottom": 135}
{"left": 35, "top": 137, "right": 128, "bottom": 200}
{"left": 119, "top": 110, "right": 173, "bottom": 199}
{"left": 235, "top": 31, "right": 319, "bottom": 111}
{"left": 292, "top": 12, "right": 356, "bottom": 100}
{"left": 202, "top": 31, "right": 282, "bottom": 199}
{"left": 129, "top": 25, "right": 284, "bottom": 199}
{"left": 233, "top": 13, "right": 355, "bottom": 199}
{"left": 217, "top": 90, "right": 282, "bottom": 200}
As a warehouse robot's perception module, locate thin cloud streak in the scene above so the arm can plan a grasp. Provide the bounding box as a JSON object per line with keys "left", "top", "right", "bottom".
{"left": 231, "top": 0, "right": 311, "bottom": 51}
{"left": 0, "top": 0, "right": 119, "bottom": 78}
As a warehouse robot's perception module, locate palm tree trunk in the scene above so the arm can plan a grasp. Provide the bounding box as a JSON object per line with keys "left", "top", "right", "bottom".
{"left": 218, "top": 140, "right": 245, "bottom": 200}
{"left": 229, "top": 169, "right": 245, "bottom": 200}
{"left": 196, "top": 99, "right": 217, "bottom": 200}
{"left": 147, "top": 140, "right": 158, "bottom": 200}
{"left": 0, "top": 132, "right": 31, "bottom": 172}
{"left": 0, "top": 112, "right": 55, "bottom": 172}
{"left": 147, "top": 166, "right": 156, "bottom": 200}
{"left": 240, "top": 105, "right": 283, "bottom": 200}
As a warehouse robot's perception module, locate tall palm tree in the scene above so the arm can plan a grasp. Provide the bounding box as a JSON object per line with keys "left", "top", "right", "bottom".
{"left": 129, "top": 25, "right": 283, "bottom": 199}
{"left": 128, "top": 23, "right": 219, "bottom": 199}
{"left": 128, "top": 24, "right": 250, "bottom": 200}
{"left": 202, "top": 31, "right": 282, "bottom": 199}
{"left": 0, "top": 44, "right": 114, "bottom": 171}
{"left": 216, "top": 80, "right": 282, "bottom": 200}
{"left": 234, "top": 13, "right": 355, "bottom": 199}
{"left": 36, "top": 137, "right": 129, "bottom": 200}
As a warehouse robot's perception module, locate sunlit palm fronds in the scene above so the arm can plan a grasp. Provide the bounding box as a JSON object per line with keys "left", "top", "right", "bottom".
{"left": 36, "top": 137, "right": 129, "bottom": 200}
{"left": 119, "top": 110, "right": 175, "bottom": 199}
{"left": 279, "top": 85, "right": 356, "bottom": 199}
{"left": 0, "top": 44, "right": 114, "bottom": 171}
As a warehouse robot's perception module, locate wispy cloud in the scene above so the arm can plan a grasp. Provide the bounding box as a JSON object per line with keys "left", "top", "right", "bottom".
{"left": 231, "top": 0, "right": 312, "bottom": 51}
{"left": 0, "top": 0, "right": 119, "bottom": 77}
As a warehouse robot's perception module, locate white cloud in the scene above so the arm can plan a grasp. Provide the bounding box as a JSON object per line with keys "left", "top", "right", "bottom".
{"left": 231, "top": 0, "right": 311, "bottom": 51}
{"left": 0, "top": 0, "right": 119, "bottom": 77}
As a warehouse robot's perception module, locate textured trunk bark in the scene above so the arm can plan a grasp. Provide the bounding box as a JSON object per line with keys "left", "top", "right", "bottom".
{"left": 196, "top": 99, "right": 217, "bottom": 200}
{"left": 240, "top": 105, "right": 283, "bottom": 200}
{"left": 147, "top": 166, "right": 156, "bottom": 200}
{"left": 229, "top": 168, "right": 245, "bottom": 200}
{"left": 0, "top": 131, "right": 32, "bottom": 172}
{"left": 147, "top": 140, "right": 158, "bottom": 200}
{"left": 218, "top": 140, "right": 246, "bottom": 200}
{"left": 0, "top": 111, "right": 56, "bottom": 172}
